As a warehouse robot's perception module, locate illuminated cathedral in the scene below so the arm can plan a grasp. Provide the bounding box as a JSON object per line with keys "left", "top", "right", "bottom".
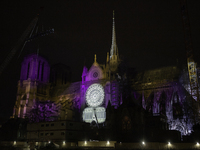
{"left": 13, "top": 12, "right": 121, "bottom": 123}
{"left": 12, "top": 12, "right": 199, "bottom": 139}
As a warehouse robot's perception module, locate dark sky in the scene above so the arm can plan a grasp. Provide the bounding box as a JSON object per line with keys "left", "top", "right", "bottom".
{"left": 1, "top": 0, "right": 200, "bottom": 119}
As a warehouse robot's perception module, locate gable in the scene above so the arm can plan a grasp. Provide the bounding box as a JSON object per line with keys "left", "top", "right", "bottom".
{"left": 86, "top": 65, "right": 104, "bottom": 81}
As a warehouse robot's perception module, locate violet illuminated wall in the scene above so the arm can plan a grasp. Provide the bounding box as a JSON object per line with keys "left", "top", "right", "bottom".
{"left": 20, "top": 54, "right": 50, "bottom": 83}
{"left": 138, "top": 82, "right": 195, "bottom": 135}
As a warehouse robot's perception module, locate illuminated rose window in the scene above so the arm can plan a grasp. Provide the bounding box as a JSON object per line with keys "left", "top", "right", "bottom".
{"left": 86, "top": 83, "right": 104, "bottom": 107}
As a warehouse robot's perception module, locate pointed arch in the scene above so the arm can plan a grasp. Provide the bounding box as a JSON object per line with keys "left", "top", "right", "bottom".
{"left": 87, "top": 65, "right": 104, "bottom": 81}
{"left": 137, "top": 94, "right": 143, "bottom": 107}
{"left": 146, "top": 92, "right": 154, "bottom": 113}
{"left": 159, "top": 91, "right": 167, "bottom": 116}
{"left": 172, "top": 91, "right": 183, "bottom": 119}
{"left": 122, "top": 116, "right": 131, "bottom": 131}
{"left": 27, "top": 62, "right": 30, "bottom": 79}
{"left": 173, "top": 91, "right": 180, "bottom": 103}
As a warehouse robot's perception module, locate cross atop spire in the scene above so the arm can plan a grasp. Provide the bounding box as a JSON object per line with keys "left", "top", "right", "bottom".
{"left": 93, "top": 54, "right": 98, "bottom": 66}
{"left": 110, "top": 10, "right": 118, "bottom": 59}
{"left": 94, "top": 54, "right": 97, "bottom": 63}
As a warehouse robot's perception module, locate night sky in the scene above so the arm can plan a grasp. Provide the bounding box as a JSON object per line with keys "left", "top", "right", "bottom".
{"left": 1, "top": 0, "right": 200, "bottom": 120}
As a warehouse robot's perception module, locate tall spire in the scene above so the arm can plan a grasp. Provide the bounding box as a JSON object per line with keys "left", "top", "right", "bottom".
{"left": 109, "top": 10, "right": 119, "bottom": 72}
{"left": 110, "top": 10, "right": 118, "bottom": 59}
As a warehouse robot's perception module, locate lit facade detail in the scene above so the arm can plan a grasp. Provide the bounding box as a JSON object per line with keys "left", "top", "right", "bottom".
{"left": 95, "top": 107, "right": 106, "bottom": 123}
{"left": 82, "top": 83, "right": 107, "bottom": 124}
{"left": 82, "top": 107, "right": 106, "bottom": 123}
{"left": 12, "top": 54, "right": 50, "bottom": 118}
{"left": 187, "top": 59, "right": 199, "bottom": 101}
{"left": 86, "top": 83, "right": 105, "bottom": 107}
{"left": 82, "top": 107, "right": 94, "bottom": 123}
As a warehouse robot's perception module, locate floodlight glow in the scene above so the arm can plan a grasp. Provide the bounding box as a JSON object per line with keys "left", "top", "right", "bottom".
{"left": 142, "top": 141, "right": 145, "bottom": 145}
{"left": 107, "top": 141, "right": 110, "bottom": 144}
{"left": 168, "top": 142, "right": 171, "bottom": 145}
{"left": 63, "top": 141, "right": 65, "bottom": 145}
{"left": 13, "top": 141, "right": 16, "bottom": 145}
{"left": 85, "top": 141, "right": 87, "bottom": 144}
{"left": 197, "top": 142, "right": 199, "bottom": 146}
{"left": 48, "top": 141, "right": 51, "bottom": 144}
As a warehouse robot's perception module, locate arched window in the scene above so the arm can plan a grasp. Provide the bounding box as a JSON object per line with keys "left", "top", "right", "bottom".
{"left": 159, "top": 92, "right": 166, "bottom": 116}
{"left": 172, "top": 92, "right": 183, "bottom": 118}
{"left": 37, "top": 61, "right": 41, "bottom": 79}
{"left": 27, "top": 62, "right": 30, "bottom": 79}
{"left": 147, "top": 92, "right": 154, "bottom": 113}
{"left": 122, "top": 116, "right": 131, "bottom": 131}
{"left": 41, "top": 62, "right": 44, "bottom": 81}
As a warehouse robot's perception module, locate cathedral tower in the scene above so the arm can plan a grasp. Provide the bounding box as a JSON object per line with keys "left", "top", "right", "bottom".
{"left": 13, "top": 54, "right": 50, "bottom": 118}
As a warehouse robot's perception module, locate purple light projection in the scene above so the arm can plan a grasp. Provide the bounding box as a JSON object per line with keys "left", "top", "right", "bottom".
{"left": 138, "top": 81, "right": 195, "bottom": 135}
{"left": 20, "top": 54, "right": 50, "bottom": 82}
{"left": 16, "top": 52, "right": 196, "bottom": 136}
{"left": 13, "top": 53, "right": 51, "bottom": 119}
{"left": 26, "top": 100, "right": 59, "bottom": 122}
{"left": 110, "top": 81, "right": 120, "bottom": 109}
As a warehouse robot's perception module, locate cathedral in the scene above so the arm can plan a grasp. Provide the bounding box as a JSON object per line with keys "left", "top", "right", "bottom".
{"left": 11, "top": 12, "right": 199, "bottom": 141}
